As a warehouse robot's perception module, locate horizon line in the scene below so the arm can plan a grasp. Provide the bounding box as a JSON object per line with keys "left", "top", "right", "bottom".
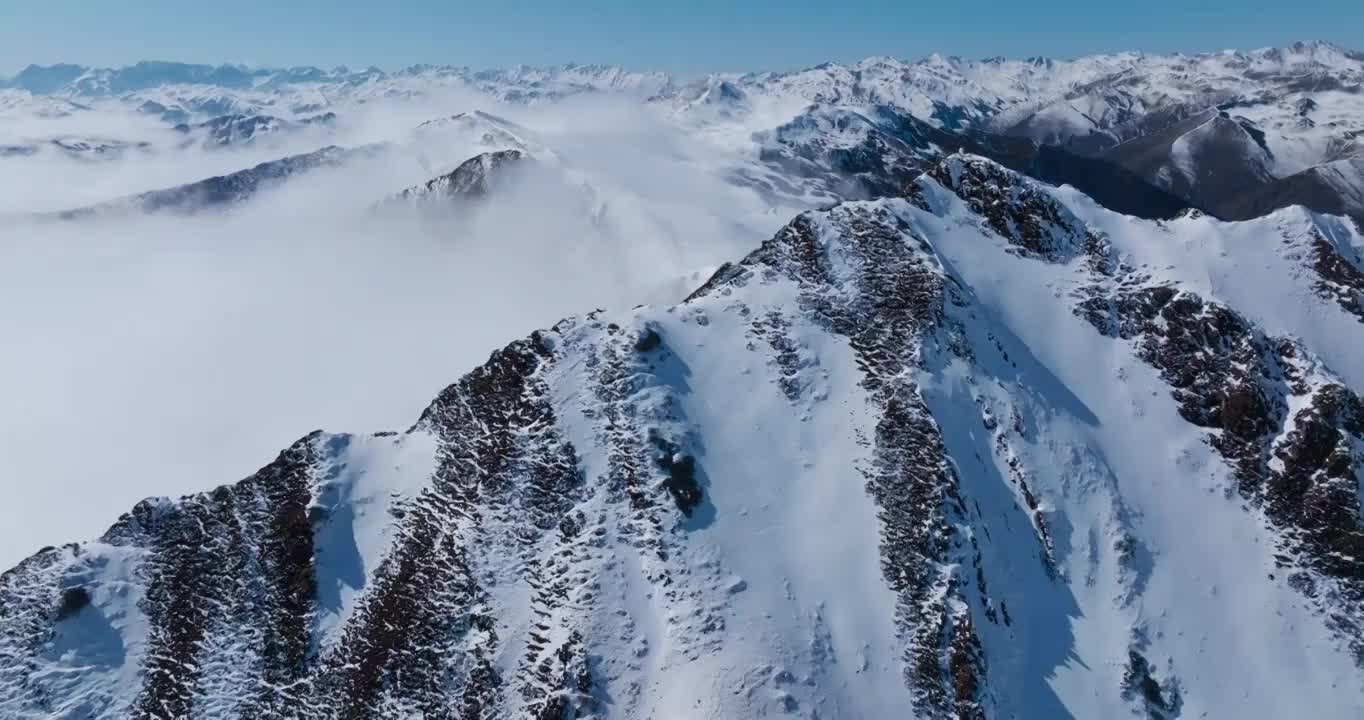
{"left": 4, "top": 38, "right": 1360, "bottom": 83}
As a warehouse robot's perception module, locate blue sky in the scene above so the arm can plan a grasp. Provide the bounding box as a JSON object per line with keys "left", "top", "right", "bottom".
{"left": 2, "top": 0, "right": 1361, "bottom": 75}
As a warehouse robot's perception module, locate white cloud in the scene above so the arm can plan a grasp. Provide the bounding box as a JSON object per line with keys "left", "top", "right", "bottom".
{"left": 0, "top": 94, "right": 798, "bottom": 567}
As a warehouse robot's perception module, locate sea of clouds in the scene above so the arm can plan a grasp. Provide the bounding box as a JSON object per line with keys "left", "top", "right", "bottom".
{"left": 0, "top": 87, "right": 802, "bottom": 567}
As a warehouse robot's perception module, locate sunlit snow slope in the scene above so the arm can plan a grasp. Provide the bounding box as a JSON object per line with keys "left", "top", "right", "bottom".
{"left": 3, "top": 155, "right": 1363, "bottom": 718}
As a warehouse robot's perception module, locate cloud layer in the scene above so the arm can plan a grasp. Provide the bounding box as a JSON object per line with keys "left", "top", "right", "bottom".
{"left": 0, "top": 92, "right": 797, "bottom": 566}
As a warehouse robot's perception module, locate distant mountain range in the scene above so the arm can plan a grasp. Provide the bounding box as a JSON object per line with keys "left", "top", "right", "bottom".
{"left": 7, "top": 42, "right": 1363, "bottom": 223}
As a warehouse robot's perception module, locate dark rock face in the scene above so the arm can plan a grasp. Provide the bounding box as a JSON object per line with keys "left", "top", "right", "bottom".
{"left": 123, "top": 437, "right": 318, "bottom": 718}
{"left": 1077, "top": 270, "right": 1364, "bottom": 664}
{"left": 1099, "top": 110, "right": 1277, "bottom": 212}
{"left": 691, "top": 205, "right": 987, "bottom": 718}
{"left": 54, "top": 588, "right": 90, "bottom": 620}
{"left": 1219, "top": 161, "right": 1364, "bottom": 229}
{"left": 1122, "top": 650, "right": 1182, "bottom": 719}
{"left": 51, "top": 137, "right": 152, "bottom": 158}
{"left": 1306, "top": 223, "right": 1364, "bottom": 322}
{"left": 1, "top": 138, "right": 152, "bottom": 160}
{"left": 55, "top": 146, "right": 351, "bottom": 219}
{"left": 1270, "top": 386, "right": 1364, "bottom": 582}
{"left": 170, "top": 112, "right": 336, "bottom": 147}
{"left": 316, "top": 337, "right": 581, "bottom": 718}
{"left": 1022, "top": 143, "right": 1192, "bottom": 219}
{"left": 758, "top": 105, "right": 943, "bottom": 199}
{"left": 136, "top": 100, "right": 190, "bottom": 125}
{"left": 302, "top": 111, "right": 339, "bottom": 127}
{"left": 927, "top": 154, "right": 1097, "bottom": 262}
{"left": 649, "top": 434, "right": 701, "bottom": 516}
{"left": 1063, "top": 101, "right": 1364, "bottom": 227}
{"left": 51, "top": 144, "right": 519, "bottom": 221}
{"left": 142, "top": 147, "right": 348, "bottom": 213}
{"left": 0, "top": 550, "right": 67, "bottom": 715}
{"left": 745, "top": 309, "right": 805, "bottom": 401}
{"left": 177, "top": 114, "right": 286, "bottom": 147}
{"left": 393, "top": 149, "right": 528, "bottom": 203}
{"left": 0, "top": 439, "right": 321, "bottom": 718}
{"left": 937, "top": 154, "right": 1364, "bottom": 672}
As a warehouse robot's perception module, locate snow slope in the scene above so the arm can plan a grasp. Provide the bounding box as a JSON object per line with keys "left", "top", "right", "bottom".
{"left": 3, "top": 155, "right": 1362, "bottom": 718}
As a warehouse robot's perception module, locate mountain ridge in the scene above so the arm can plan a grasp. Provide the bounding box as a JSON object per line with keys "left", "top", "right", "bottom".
{"left": 9, "top": 41, "right": 1364, "bottom": 225}
{"left": 7, "top": 39, "right": 1359, "bottom": 95}
{"left": 4, "top": 153, "right": 1363, "bottom": 718}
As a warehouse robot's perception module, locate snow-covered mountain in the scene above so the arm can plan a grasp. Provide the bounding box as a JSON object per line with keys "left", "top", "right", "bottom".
{"left": 48, "top": 145, "right": 357, "bottom": 218}
{"left": 385, "top": 148, "right": 531, "bottom": 206}
{"left": 4, "top": 42, "right": 1364, "bottom": 718}
{"left": 749, "top": 102, "right": 1191, "bottom": 217}
{"left": 0, "top": 134, "right": 151, "bottom": 161}
{"left": 411, "top": 111, "right": 533, "bottom": 152}
{"left": 4, "top": 153, "right": 1364, "bottom": 718}
{"left": 705, "top": 41, "right": 1364, "bottom": 222}
{"left": 8, "top": 42, "right": 1364, "bottom": 220}
{"left": 172, "top": 112, "right": 337, "bottom": 149}
{"left": 0, "top": 61, "right": 672, "bottom": 121}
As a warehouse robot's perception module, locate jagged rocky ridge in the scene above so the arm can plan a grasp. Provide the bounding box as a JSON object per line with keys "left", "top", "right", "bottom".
{"left": 51, "top": 146, "right": 356, "bottom": 218}
{"left": 44, "top": 139, "right": 530, "bottom": 221}
{"left": 388, "top": 148, "right": 529, "bottom": 205}
{"left": 0, "top": 136, "right": 152, "bottom": 161}
{"left": 4, "top": 154, "right": 1364, "bottom": 718}
{"left": 173, "top": 112, "right": 338, "bottom": 148}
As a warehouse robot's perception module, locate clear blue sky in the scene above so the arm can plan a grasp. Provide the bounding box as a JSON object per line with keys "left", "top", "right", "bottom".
{"left": 2, "top": 0, "right": 1361, "bottom": 75}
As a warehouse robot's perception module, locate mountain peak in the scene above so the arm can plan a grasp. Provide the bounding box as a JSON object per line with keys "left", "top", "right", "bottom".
{"left": 919, "top": 152, "right": 1097, "bottom": 261}
{"left": 391, "top": 149, "right": 530, "bottom": 205}
{"left": 923, "top": 151, "right": 1044, "bottom": 202}
{"left": 4, "top": 63, "right": 86, "bottom": 93}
